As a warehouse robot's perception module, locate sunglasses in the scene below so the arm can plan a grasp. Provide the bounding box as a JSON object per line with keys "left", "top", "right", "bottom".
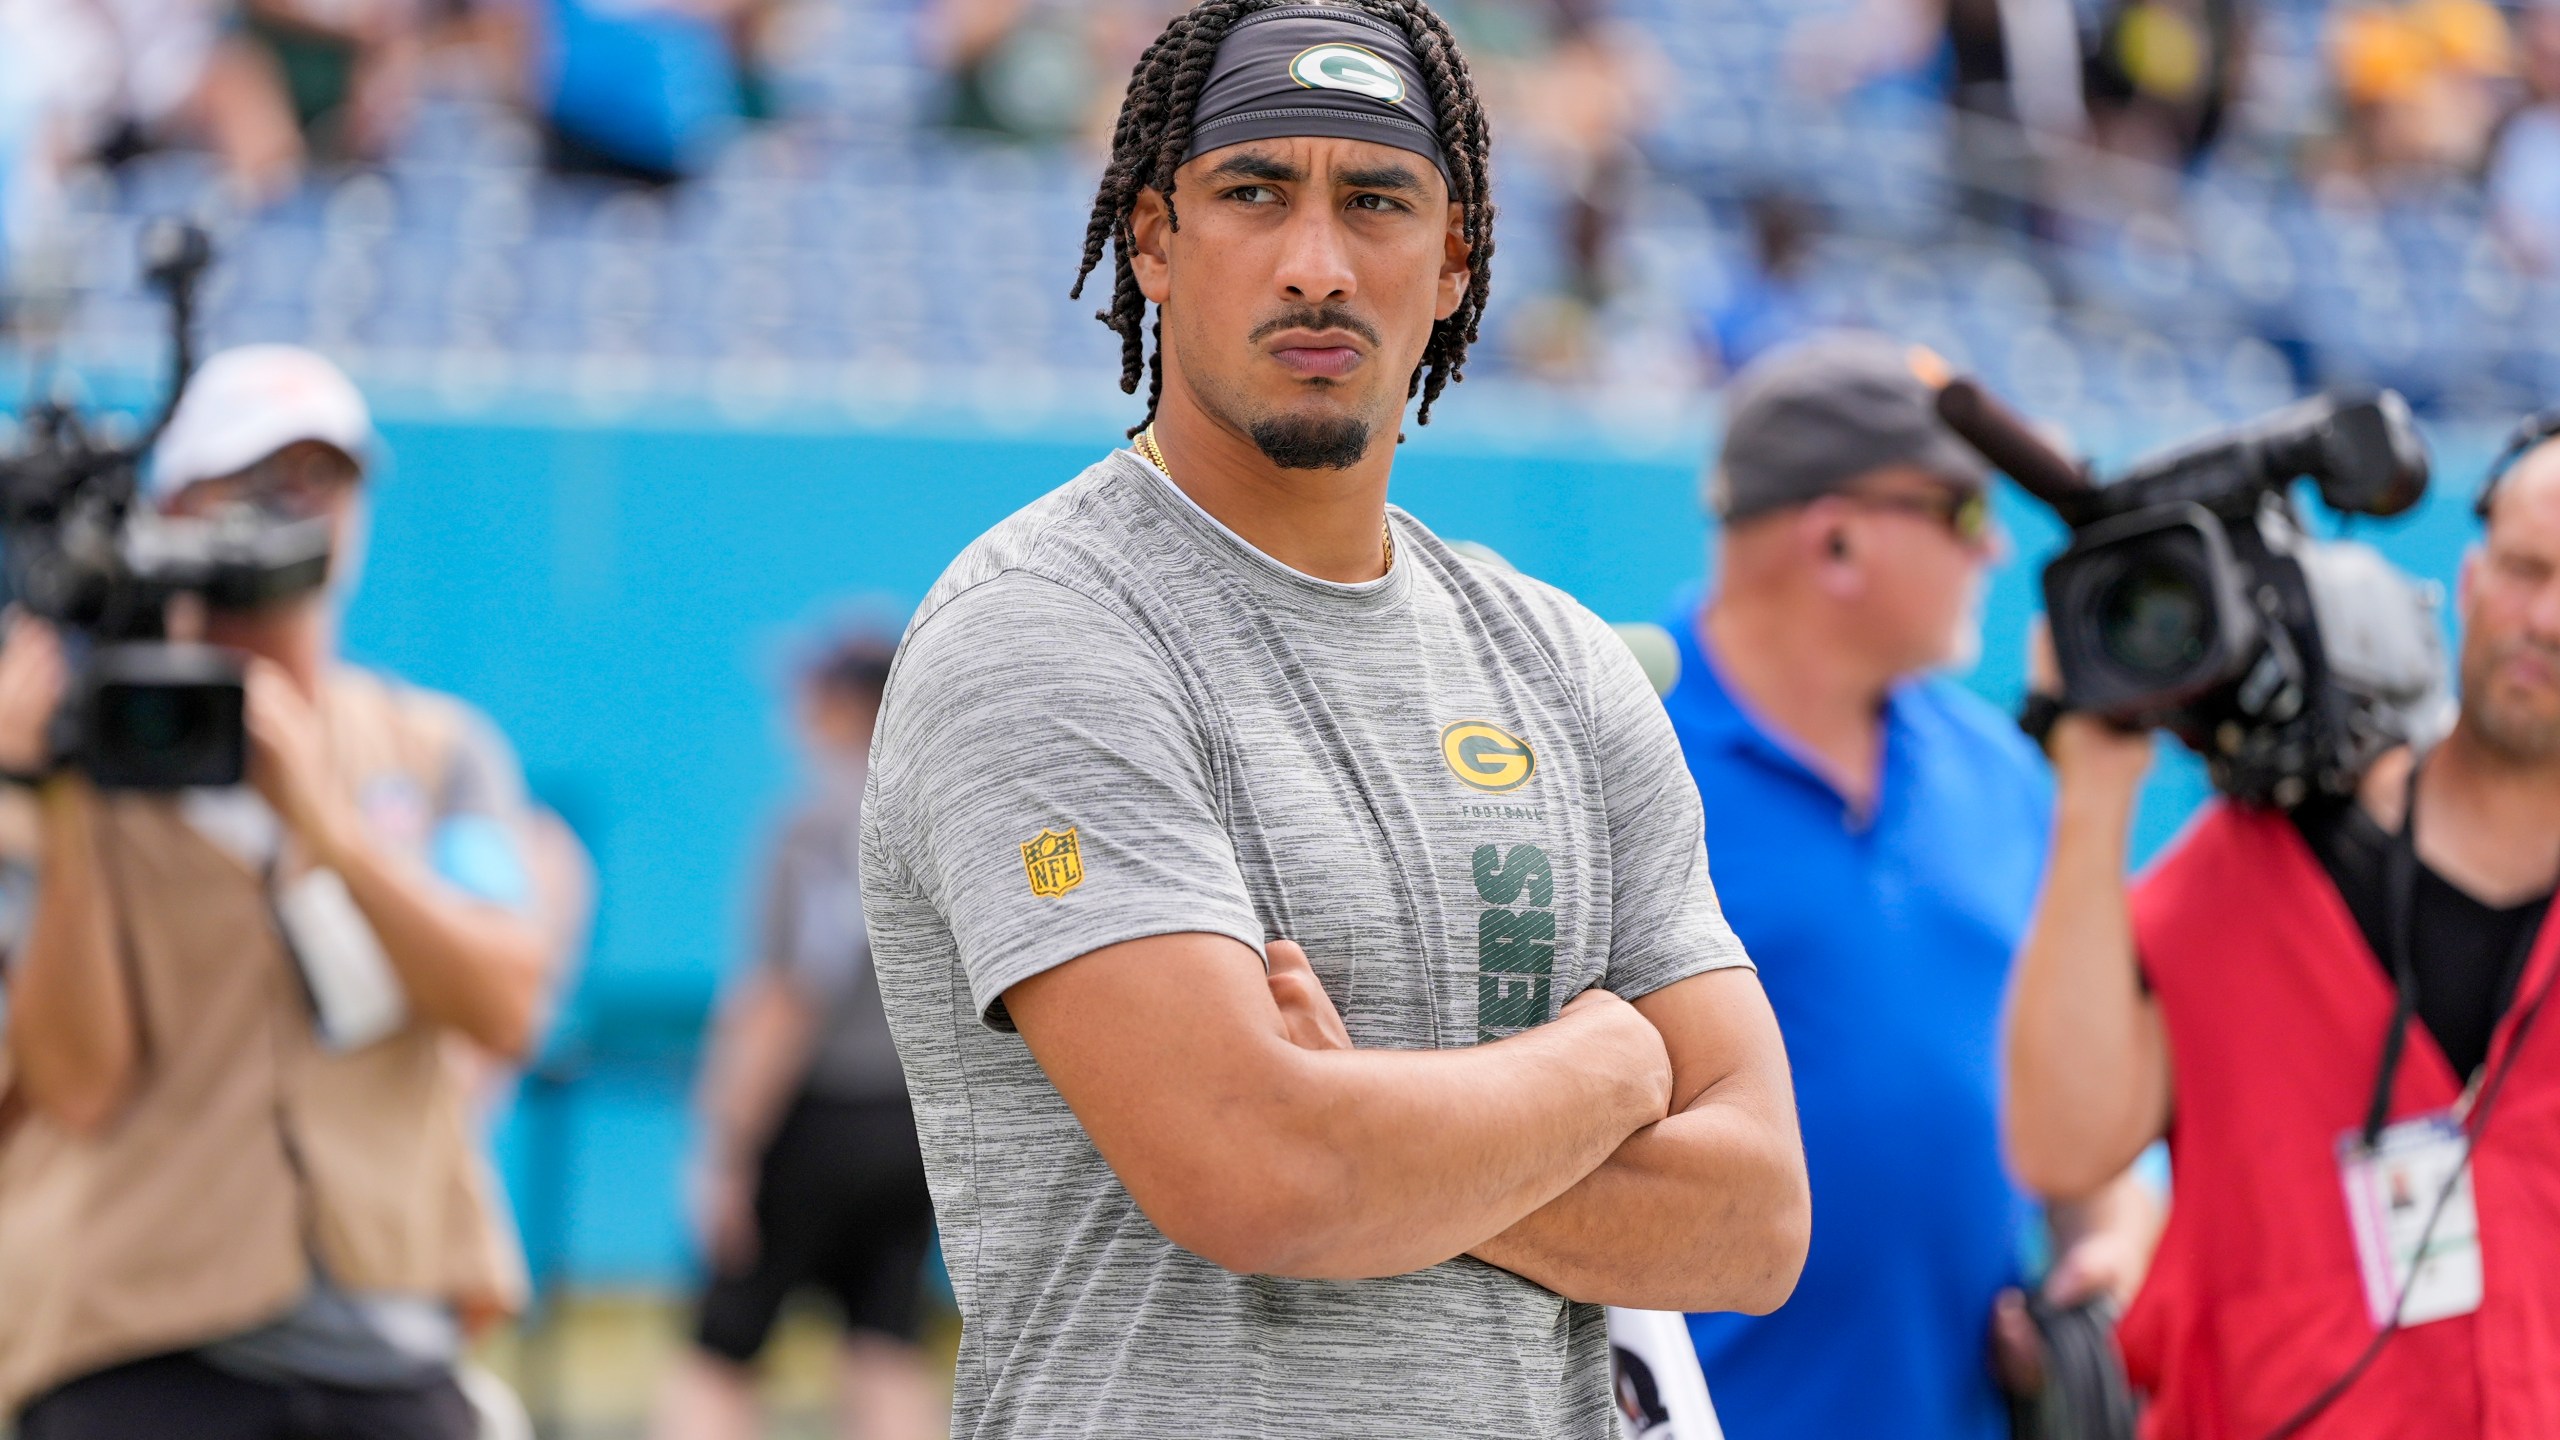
{"left": 2479, "top": 408, "right": 2560, "bottom": 521}
{"left": 1835, "top": 487, "right": 1994, "bottom": 546}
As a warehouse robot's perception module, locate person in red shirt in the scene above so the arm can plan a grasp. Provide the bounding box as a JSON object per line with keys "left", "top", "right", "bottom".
{"left": 2003, "top": 430, "right": 2560, "bottom": 1438}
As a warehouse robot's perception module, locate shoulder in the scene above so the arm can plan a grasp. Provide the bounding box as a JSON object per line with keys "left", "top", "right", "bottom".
{"left": 906, "top": 454, "right": 1152, "bottom": 639}
{"left": 2140, "top": 800, "right": 2278, "bottom": 888}
{"left": 1902, "top": 677, "right": 2050, "bottom": 797}
{"left": 330, "top": 665, "right": 511, "bottom": 757}
{"left": 331, "top": 665, "right": 526, "bottom": 804}
{"left": 1403, "top": 525, "right": 1632, "bottom": 683}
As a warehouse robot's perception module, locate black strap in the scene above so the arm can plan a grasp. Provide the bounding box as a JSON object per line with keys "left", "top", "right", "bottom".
{"left": 2360, "top": 764, "right": 2425, "bottom": 1149}
{"left": 2359, "top": 759, "right": 2556, "bottom": 1148}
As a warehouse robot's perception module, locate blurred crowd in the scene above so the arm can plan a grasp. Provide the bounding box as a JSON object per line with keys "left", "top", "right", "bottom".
{"left": 20, "top": 1, "right": 2560, "bottom": 403}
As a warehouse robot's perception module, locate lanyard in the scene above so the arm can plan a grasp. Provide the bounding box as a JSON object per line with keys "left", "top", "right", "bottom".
{"left": 2359, "top": 761, "right": 2553, "bottom": 1149}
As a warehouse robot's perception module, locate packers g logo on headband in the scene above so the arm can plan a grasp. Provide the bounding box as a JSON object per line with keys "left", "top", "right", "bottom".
{"left": 1290, "top": 43, "right": 1406, "bottom": 104}
{"left": 1441, "top": 720, "right": 1536, "bottom": 793}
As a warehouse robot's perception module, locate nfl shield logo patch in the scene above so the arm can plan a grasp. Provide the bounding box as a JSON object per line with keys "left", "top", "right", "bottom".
{"left": 1021, "top": 827, "right": 1084, "bottom": 898}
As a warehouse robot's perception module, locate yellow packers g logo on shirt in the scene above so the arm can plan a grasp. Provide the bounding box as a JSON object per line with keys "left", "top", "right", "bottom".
{"left": 1440, "top": 721, "right": 1536, "bottom": 793}
{"left": 1289, "top": 43, "right": 1406, "bottom": 104}
{"left": 1022, "top": 827, "right": 1085, "bottom": 898}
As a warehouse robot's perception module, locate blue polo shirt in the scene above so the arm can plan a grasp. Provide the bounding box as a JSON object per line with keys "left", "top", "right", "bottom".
{"left": 1665, "top": 593, "right": 2051, "bottom": 1440}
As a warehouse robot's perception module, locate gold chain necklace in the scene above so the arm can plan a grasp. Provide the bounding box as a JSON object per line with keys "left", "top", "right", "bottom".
{"left": 1136, "top": 426, "right": 1392, "bottom": 572}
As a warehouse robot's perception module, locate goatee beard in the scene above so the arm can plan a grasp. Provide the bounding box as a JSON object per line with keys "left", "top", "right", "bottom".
{"left": 1249, "top": 414, "right": 1373, "bottom": 470}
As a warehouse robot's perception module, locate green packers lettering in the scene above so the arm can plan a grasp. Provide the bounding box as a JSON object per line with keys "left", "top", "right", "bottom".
{"left": 1475, "top": 843, "right": 1553, "bottom": 1041}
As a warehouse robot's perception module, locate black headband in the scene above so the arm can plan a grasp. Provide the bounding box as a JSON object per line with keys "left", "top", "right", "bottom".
{"left": 1181, "top": 6, "right": 1451, "bottom": 186}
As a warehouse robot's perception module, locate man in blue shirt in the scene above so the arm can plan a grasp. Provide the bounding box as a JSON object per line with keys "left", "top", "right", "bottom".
{"left": 1667, "top": 334, "right": 2155, "bottom": 1439}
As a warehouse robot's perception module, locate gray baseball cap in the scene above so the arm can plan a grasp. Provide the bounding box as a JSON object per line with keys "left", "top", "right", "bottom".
{"left": 1707, "top": 331, "right": 1992, "bottom": 522}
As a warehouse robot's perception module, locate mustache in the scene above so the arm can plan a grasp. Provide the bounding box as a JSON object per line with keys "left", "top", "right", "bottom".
{"left": 2488, "top": 635, "right": 2560, "bottom": 672}
{"left": 1249, "top": 307, "right": 1382, "bottom": 348}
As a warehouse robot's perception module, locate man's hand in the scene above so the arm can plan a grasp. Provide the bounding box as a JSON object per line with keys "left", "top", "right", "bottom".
{"left": 0, "top": 613, "right": 67, "bottom": 776}
{"left": 2029, "top": 621, "right": 2156, "bottom": 807}
{"left": 2049, "top": 713, "right": 2157, "bottom": 808}
{"left": 245, "top": 660, "right": 361, "bottom": 866}
{"left": 1004, "top": 931, "right": 1677, "bottom": 1279}
{"left": 1265, "top": 939, "right": 1674, "bottom": 1127}
{"left": 1265, "top": 940, "right": 1352, "bottom": 1052}
{"left": 1991, "top": 1172, "right": 2161, "bottom": 1396}
{"left": 691, "top": 1152, "right": 761, "bottom": 1274}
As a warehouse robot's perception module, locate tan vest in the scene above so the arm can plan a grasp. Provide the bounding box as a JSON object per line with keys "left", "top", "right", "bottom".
{"left": 0, "top": 667, "right": 528, "bottom": 1414}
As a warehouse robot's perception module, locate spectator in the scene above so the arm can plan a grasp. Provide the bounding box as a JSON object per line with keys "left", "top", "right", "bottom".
{"left": 1694, "top": 191, "right": 1823, "bottom": 381}
{"left": 0, "top": 0, "right": 304, "bottom": 208}
{"left": 1790, "top": 0, "right": 2088, "bottom": 226}
{"left": 2318, "top": 0, "right": 2513, "bottom": 192}
{"left": 650, "top": 631, "right": 944, "bottom": 1440}
{"left": 2082, "top": 0, "right": 2248, "bottom": 171}
{"left": 226, "top": 0, "right": 432, "bottom": 174}
{"left": 526, "top": 0, "right": 771, "bottom": 182}
{"left": 2489, "top": 3, "right": 2560, "bottom": 269}
{"left": 1666, "top": 335, "right": 2158, "bottom": 1440}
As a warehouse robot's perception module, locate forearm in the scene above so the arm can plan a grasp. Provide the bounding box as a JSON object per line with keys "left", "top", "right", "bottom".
{"left": 2004, "top": 775, "right": 2169, "bottom": 1198}
{"left": 696, "top": 971, "right": 818, "bottom": 1162}
{"left": 1235, "top": 1011, "right": 1669, "bottom": 1279}
{"left": 2048, "top": 1169, "right": 2152, "bottom": 1252}
{"left": 320, "top": 822, "right": 552, "bottom": 1060}
{"left": 6, "top": 780, "right": 138, "bottom": 1132}
{"left": 1468, "top": 1091, "right": 1807, "bottom": 1312}
{"left": 1462, "top": 968, "right": 1808, "bottom": 1311}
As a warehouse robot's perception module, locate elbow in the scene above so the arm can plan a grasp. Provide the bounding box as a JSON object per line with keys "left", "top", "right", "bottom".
{"left": 1726, "top": 1162, "right": 1812, "bottom": 1316}
{"left": 2005, "top": 1102, "right": 2141, "bottom": 1202}
{"left": 22, "top": 1066, "right": 134, "bottom": 1139}
{"left": 1130, "top": 1129, "right": 1356, "bottom": 1278}
{"left": 1145, "top": 1164, "right": 1338, "bottom": 1278}
{"left": 2010, "top": 1138, "right": 2126, "bottom": 1205}
{"left": 467, "top": 996, "right": 546, "bottom": 1065}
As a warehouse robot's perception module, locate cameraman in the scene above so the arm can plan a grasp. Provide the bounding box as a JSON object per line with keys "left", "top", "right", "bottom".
{"left": 0, "top": 345, "right": 557, "bottom": 1439}
{"left": 2005, "top": 435, "right": 2560, "bottom": 1436}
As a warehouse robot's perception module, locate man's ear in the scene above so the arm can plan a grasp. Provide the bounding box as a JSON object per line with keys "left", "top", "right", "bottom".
{"left": 1131, "top": 188, "right": 1174, "bottom": 305}
{"left": 2456, "top": 544, "right": 2481, "bottom": 622}
{"left": 1799, "top": 503, "right": 1864, "bottom": 597}
{"left": 1437, "top": 201, "right": 1472, "bottom": 322}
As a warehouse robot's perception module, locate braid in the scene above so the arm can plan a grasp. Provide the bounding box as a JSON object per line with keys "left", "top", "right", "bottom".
{"left": 1070, "top": 0, "right": 1498, "bottom": 437}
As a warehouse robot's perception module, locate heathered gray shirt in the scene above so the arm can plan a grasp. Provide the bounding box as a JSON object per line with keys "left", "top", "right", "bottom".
{"left": 862, "top": 450, "right": 1752, "bottom": 1440}
{"left": 756, "top": 764, "right": 907, "bottom": 1102}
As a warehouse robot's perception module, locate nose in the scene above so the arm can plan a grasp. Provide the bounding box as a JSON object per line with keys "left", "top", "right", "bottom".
{"left": 1271, "top": 201, "right": 1357, "bottom": 306}
{"left": 2529, "top": 573, "right": 2560, "bottom": 645}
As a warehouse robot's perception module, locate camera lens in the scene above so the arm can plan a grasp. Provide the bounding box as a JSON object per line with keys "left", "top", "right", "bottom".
{"left": 2096, "top": 562, "right": 2211, "bottom": 682}
{"left": 114, "top": 689, "right": 190, "bottom": 755}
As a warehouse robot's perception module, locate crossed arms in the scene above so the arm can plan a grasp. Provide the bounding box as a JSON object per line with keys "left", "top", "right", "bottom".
{"left": 1003, "top": 931, "right": 1810, "bottom": 1313}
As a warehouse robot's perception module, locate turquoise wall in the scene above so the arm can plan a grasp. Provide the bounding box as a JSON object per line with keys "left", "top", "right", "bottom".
{"left": 173, "top": 407, "right": 2515, "bottom": 1282}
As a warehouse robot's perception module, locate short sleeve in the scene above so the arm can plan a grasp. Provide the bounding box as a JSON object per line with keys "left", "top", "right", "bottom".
{"left": 1580, "top": 613, "right": 1754, "bottom": 1000}
{"left": 427, "top": 701, "right": 536, "bottom": 914}
{"left": 870, "top": 574, "right": 1264, "bottom": 1029}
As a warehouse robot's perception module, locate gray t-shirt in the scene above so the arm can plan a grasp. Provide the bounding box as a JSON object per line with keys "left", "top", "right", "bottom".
{"left": 862, "top": 451, "right": 1752, "bottom": 1440}
{"left": 757, "top": 765, "right": 907, "bottom": 1102}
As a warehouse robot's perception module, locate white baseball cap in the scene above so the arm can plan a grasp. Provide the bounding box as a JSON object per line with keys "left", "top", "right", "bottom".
{"left": 149, "top": 344, "right": 376, "bottom": 500}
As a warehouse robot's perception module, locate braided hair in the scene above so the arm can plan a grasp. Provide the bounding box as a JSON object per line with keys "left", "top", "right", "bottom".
{"left": 1070, "top": 0, "right": 1497, "bottom": 437}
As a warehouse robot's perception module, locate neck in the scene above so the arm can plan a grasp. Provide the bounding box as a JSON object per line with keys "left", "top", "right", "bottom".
{"left": 208, "top": 603, "right": 333, "bottom": 697}
{"left": 1146, "top": 383, "right": 1395, "bottom": 584}
{"left": 1702, "top": 583, "right": 1894, "bottom": 813}
{"left": 2416, "top": 720, "right": 2560, "bottom": 903}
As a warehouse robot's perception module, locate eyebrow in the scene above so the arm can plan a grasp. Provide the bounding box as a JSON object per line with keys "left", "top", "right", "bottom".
{"left": 1337, "top": 161, "right": 1427, "bottom": 195}
{"left": 1204, "top": 151, "right": 1430, "bottom": 196}
{"left": 1207, "top": 150, "right": 1302, "bottom": 184}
